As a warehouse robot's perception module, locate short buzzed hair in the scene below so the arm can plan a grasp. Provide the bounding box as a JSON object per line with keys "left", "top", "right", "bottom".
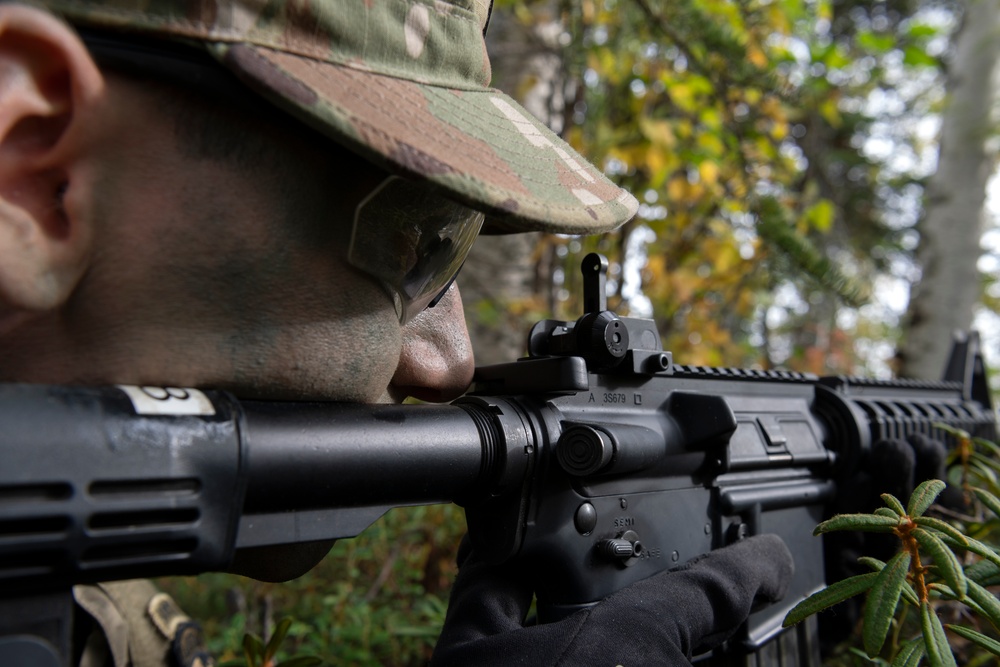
{"left": 84, "top": 28, "right": 384, "bottom": 245}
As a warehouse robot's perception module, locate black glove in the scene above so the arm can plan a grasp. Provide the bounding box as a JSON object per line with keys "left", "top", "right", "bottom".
{"left": 431, "top": 534, "right": 793, "bottom": 667}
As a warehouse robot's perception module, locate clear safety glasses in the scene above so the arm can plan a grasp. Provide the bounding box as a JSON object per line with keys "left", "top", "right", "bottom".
{"left": 350, "top": 177, "right": 485, "bottom": 325}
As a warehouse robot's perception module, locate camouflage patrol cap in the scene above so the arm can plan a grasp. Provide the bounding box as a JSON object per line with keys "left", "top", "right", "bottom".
{"left": 35, "top": 0, "right": 638, "bottom": 234}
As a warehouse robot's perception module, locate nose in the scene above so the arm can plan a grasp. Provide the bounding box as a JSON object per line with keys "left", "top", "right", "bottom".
{"left": 390, "top": 284, "right": 474, "bottom": 403}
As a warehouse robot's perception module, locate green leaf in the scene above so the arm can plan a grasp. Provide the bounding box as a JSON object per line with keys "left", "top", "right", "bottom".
{"left": 857, "top": 557, "right": 920, "bottom": 605}
{"left": 913, "top": 528, "right": 967, "bottom": 600}
{"left": 814, "top": 513, "right": 900, "bottom": 535}
{"left": 950, "top": 587, "right": 989, "bottom": 617}
{"left": 881, "top": 493, "right": 907, "bottom": 517}
{"left": 804, "top": 199, "right": 835, "bottom": 233}
{"left": 857, "top": 30, "right": 895, "bottom": 53}
{"left": 890, "top": 637, "right": 925, "bottom": 667}
{"left": 265, "top": 618, "right": 294, "bottom": 662}
{"left": 863, "top": 550, "right": 911, "bottom": 656}
{"left": 969, "top": 458, "right": 999, "bottom": 486}
{"left": 973, "top": 437, "right": 1000, "bottom": 458}
{"left": 908, "top": 480, "right": 946, "bottom": 518}
{"left": 921, "top": 602, "right": 957, "bottom": 667}
{"left": 244, "top": 633, "right": 265, "bottom": 667}
{"left": 971, "top": 451, "right": 1000, "bottom": 474}
{"left": 875, "top": 507, "right": 900, "bottom": 519}
{"left": 906, "top": 23, "right": 939, "bottom": 39}
{"left": 859, "top": 556, "right": 887, "bottom": 571}
{"left": 783, "top": 572, "right": 878, "bottom": 627}
{"left": 903, "top": 45, "right": 938, "bottom": 68}
{"left": 966, "top": 579, "right": 1000, "bottom": 631}
{"left": 941, "top": 533, "right": 1000, "bottom": 570}
{"left": 945, "top": 624, "right": 1000, "bottom": 657}
{"left": 900, "top": 579, "right": 920, "bottom": 607}
{"left": 974, "top": 488, "right": 1000, "bottom": 518}
{"left": 913, "top": 516, "right": 968, "bottom": 546}
{"left": 965, "top": 559, "right": 1000, "bottom": 587}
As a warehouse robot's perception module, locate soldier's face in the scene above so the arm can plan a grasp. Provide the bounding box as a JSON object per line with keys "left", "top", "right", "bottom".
{"left": 0, "top": 69, "right": 475, "bottom": 404}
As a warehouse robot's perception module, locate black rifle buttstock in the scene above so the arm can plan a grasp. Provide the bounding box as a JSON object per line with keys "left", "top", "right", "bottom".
{"left": 0, "top": 390, "right": 516, "bottom": 596}
{"left": 0, "top": 389, "right": 508, "bottom": 666}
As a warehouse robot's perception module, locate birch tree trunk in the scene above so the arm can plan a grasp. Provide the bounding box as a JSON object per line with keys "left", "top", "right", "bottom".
{"left": 899, "top": 0, "right": 1000, "bottom": 380}
{"left": 461, "top": 4, "right": 566, "bottom": 365}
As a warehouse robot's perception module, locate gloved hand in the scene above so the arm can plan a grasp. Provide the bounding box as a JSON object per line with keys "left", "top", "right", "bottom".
{"left": 431, "top": 534, "right": 793, "bottom": 667}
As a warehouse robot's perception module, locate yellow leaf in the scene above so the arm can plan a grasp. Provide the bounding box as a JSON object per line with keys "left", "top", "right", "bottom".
{"left": 667, "top": 176, "right": 688, "bottom": 201}
{"left": 820, "top": 98, "right": 842, "bottom": 127}
{"left": 699, "top": 161, "right": 720, "bottom": 186}
{"left": 700, "top": 108, "right": 723, "bottom": 131}
{"left": 670, "top": 84, "right": 698, "bottom": 113}
{"left": 670, "top": 268, "right": 698, "bottom": 302}
{"left": 747, "top": 46, "right": 769, "bottom": 69}
{"left": 686, "top": 181, "right": 705, "bottom": 201}
{"left": 646, "top": 148, "right": 668, "bottom": 187}
{"left": 760, "top": 96, "right": 787, "bottom": 123}
{"left": 805, "top": 199, "right": 836, "bottom": 233}
{"left": 697, "top": 132, "right": 726, "bottom": 156}
{"left": 817, "top": 0, "right": 833, "bottom": 22}
{"left": 767, "top": 5, "right": 792, "bottom": 33}
{"left": 639, "top": 117, "right": 677, "bottom": 148}
{"left": 754, "top": 136, "right": 777, "bottom": 159}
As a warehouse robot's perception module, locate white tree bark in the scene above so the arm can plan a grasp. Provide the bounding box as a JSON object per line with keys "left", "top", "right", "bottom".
{"left": 900, "top": 0, "right": 1000, "bottom": 380}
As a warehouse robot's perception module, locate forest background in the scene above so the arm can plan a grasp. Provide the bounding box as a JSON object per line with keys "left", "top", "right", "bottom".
{"left": 157, "top": 0, "right": 1000, "bottom": 663}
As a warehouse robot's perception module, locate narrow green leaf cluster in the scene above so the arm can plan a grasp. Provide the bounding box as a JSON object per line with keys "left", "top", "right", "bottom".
{"left": 785, "top": 477, "right": 1000, "bottom": 665}
{"left": 219, "top": 618, "right": 323, "bottom": 667}
{"left": 908, "top": 480, "right": 946, "bottom": 518}
{"left": 863, "top": 551, "right": 910, "bottom": 655}
{"left": 920, "top": 602, "right": 956, "bottom": 667}
{"left": 813, "top": 512, "right": 899, "bottom": 535}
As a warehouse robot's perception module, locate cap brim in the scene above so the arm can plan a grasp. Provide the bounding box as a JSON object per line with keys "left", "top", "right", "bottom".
{"left": 211, "top": 44, "right": 638, "bottom": 234}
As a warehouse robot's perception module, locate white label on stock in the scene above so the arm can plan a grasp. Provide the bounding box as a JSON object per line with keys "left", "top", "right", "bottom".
{"left": 117, "top": 385, "right": 216, "bottom": 416}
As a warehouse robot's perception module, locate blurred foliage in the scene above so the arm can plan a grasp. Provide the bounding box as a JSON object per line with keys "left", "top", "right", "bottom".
{"left": 156, "top": 504, "right": 466, "bottom": 666}
{"left": 494, "top": 0, "right": 954, "bottom": 375}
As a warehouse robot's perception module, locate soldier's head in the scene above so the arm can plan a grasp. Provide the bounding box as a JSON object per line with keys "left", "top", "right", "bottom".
{"left": 0, "top": 0, "right": 637, "bottom": 402}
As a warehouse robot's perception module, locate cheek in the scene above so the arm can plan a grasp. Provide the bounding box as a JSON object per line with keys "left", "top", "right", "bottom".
{"left": 325, "top": 299, "right": 403, "bottom": 401}
{"left": 220, "top": 274, "right": 404, "bottom": 402}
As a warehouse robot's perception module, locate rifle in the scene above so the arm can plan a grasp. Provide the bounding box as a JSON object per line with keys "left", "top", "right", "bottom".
{"left": 1, "top": 254, "right": 994, "bottom": 666}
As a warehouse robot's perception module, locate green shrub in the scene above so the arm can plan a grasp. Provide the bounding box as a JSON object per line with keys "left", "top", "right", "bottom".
{"left": 157, "top": 503, "right": 466, "bottom": 666}
{"left": 785, "top": 426, "right": 1000, "bottom": 666}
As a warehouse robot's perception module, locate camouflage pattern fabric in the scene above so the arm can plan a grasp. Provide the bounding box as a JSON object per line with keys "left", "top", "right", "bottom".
{"left": 32, "top": 0, "right": 638, "bottom": 234}
{"left": 74, "top": 580, "right": 213, "bottom": 667}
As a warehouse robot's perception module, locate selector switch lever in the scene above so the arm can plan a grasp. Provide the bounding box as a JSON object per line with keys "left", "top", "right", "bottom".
{"left": 598, "top": 529, "right": 643, "bottom": 567}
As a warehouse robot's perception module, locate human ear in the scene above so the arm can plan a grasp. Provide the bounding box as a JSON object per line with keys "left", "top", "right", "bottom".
{"left": 0, "top": 5, "right": 102, "bottom": 325}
